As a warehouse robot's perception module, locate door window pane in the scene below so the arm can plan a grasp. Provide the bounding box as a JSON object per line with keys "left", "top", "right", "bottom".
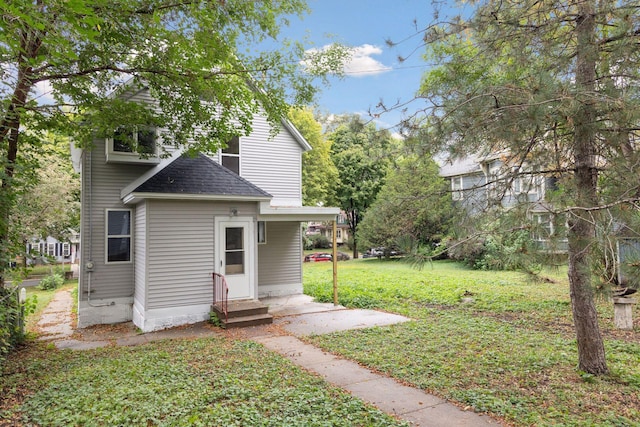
{"left": 225, "top": 227, "right": 244, "bottom": 275}
{"left": 226, "top": 227, "right": 243, "bottom": 250}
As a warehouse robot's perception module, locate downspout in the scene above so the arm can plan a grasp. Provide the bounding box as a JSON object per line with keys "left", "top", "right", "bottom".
{"left": 85, "top": 148, "right": 110, "bottom": 307}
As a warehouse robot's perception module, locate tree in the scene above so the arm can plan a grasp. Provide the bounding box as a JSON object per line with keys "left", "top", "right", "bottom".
{"left": 357, "top": 152, "right": 453, "bottom": 253}
{"left": 12, "top": 134, "right": 80, "bottom": 251}
{"left": 288, "top": 107, "right": 338, "bottom": 206}
{"left": 0, "top": 0, "right": 347, "bottom": 285}
{"left": 328, "top": 115, "right": 394, "bottom": 258}
{"left": 401, "top": 1, "right": 640, "bottom": 374}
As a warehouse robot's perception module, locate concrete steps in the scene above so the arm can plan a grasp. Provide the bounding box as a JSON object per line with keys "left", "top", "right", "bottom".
{"left": 211, "top": 299, "right": 273, "bottom": 329}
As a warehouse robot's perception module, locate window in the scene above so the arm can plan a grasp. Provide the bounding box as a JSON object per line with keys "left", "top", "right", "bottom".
{"left": 113, "top": 127, "right": 156, "bottom": 154}
{"left": 451, "top": 176, "right": 464, "bottom": 200}
{"left": 225, "top": 227, "right": 244, "bottom": 274}
{"left": 106, "top": 209, "right": 132, "bottom": 263}
{"left": 47, "top": 243, "right": 56, "bottom": 256}
{"left": 336, "top": 229, "right": 342, "bottom": 240}
{"left": 106, "top": 127, "right": 159, "bottom": 164}
{"left": 221, "top": 136, "right": 240, "bottom": 174}
{"left": 62, "top": 243, "right": 70, "bottom": 257}
{"left": 257, "top": 221, "right": 267, "bottom": 244}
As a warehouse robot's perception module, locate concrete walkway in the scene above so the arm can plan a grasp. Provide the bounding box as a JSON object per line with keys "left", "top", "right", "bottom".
{"left": 36, "top": 290, "right": 502, "bottom": 427}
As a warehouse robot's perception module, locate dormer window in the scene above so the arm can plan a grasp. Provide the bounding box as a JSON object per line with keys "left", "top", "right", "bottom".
{"left": 221, "top": 136, "right": 240, "bottom": 174}
{"left": 106, "top": 126, "right": 159, "bottom": 164}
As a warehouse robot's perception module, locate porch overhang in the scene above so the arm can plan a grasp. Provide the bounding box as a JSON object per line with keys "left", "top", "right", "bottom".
{"left": 258, "top": 202, "right": 340, "bottom": 222}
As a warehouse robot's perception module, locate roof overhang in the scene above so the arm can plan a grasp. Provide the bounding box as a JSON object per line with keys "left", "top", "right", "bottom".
{"left": 258, "top": 202, "right": 340, "bottom": 222}
{"left": 122, "top": 192, "right": 271, "bottom": 205}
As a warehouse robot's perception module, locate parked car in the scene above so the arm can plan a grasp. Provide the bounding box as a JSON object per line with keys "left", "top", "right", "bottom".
{"left": 304, "top": 252, "right": 332, "bottom": 262}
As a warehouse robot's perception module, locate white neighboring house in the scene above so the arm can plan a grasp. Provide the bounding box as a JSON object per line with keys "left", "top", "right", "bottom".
{"left": 307, "top": 211, "right": 350, "bottom": 245}
{"left": 26, "top": 232, "right": 80, "bottom": 265}
{"left": 439, "top": 153, "right": 566, "bottom": 251}
{"left": 72, "top": 84, "right": 339, "bottom": 332}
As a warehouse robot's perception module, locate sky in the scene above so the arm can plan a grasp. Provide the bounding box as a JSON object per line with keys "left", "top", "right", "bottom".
{"left": 278, "top": 0, "right": 448, "bottom": 132}
{"left": 30, "top": 0, "right": 453, "bottom": 133}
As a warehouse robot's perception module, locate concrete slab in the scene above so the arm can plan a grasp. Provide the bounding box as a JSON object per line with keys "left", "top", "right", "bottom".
{"left": 296, "top": 358, "right": 382, "bottom": 387}
{"left": 256, "top": 335, "right": 337, "bottom": 365}
{"left": 278, "top": 309, "right": 411, "bottom": 336}
{"left": 262, "top": 294, "right": 345, "bottom": 316}
{"left": 55, "top": 339, "right": 109, "bottom": 350}
{"left": 403, "top": 403, "right": 502, "bottom": 427}
{"left": 344, "top": 376, "right": 447, "bottom": 414}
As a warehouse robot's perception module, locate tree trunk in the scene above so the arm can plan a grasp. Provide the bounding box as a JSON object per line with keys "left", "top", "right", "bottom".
{"left": 0, "top": 26, "right": 41, "bottom": 286}
{"left": 568, "top": 0, "right": 608, "bottom": 375}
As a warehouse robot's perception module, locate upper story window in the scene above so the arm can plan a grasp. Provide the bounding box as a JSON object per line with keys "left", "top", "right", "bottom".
{"left": 221, "top": 136, "right": 240, "bottom": 174}
{"left": 106, "top": 126, "right": 159, "bottom": 164}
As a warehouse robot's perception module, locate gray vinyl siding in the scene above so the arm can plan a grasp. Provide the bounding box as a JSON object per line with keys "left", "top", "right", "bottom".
{"left": 241, "top": 115, "right": 304, "bottom": 202}
{"left": 258, "top": 222, "right": 302, "bottom": 287}
{"left": 145, "top": 200, "right": 257, "bottom": 309}
{"left": 134, "top": 201, "right": 147, "bottom": 308}
{"left": 79, "top": 140, "right": 156, "bottom": 301}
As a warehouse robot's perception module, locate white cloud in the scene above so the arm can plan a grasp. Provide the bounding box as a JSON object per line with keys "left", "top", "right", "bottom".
{"left": 31, "top": 80, "right": 57, "bottom": 105}
{"left": 343, "top": 44, "right": 392, "bottom": 77}
{"left": 303, "top": 43, "right": 392, "bottom": 78}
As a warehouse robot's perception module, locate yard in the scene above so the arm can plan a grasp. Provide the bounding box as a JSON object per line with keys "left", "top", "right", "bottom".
{"left": 1, "top": 259, "right": 638, "bottom": 426}
{"left": 304, "top": 259, "right": 640, "bottom": 426}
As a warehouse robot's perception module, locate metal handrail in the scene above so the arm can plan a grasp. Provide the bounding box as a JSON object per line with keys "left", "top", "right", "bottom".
{"left": 212, "top": 272, "right": 228, "bottom": 323}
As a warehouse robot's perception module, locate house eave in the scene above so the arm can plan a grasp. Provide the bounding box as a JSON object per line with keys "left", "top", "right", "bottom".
{"left": 122, "top": 192, "right": 271, "bottom": 205}
{"left": 258, "top": 202, "right": 340, "bottom": 222}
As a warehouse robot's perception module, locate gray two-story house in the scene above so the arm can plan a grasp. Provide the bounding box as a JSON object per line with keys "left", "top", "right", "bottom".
{"left": 72, "top": 85, "right": 338, "bottom": 332}
{"left": 439, "top": 153, "right": 564, "bottom": 250}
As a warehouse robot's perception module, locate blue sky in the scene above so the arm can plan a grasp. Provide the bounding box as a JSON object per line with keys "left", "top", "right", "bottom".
{"left": 280, "top": 0, "right": 444, "bottom": 131}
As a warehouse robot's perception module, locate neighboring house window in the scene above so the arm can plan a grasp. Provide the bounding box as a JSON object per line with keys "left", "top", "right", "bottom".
{"left": 336, "top": 229, "right": 342, "bottom": 240}
{"left": 532, "top": 213, "right": 554, "bottom": 241}
{"left": 221, "top": 136, "right": 240, "bottom": 174}
{"left": 451, "top": 176, "right": 464, "bottom": 200}
{"left": 47, "top": 243, "right": 56, "bottom": 257}
{"left": 62, "top": 243, "right": 70, "bottom": 257}
{"left": 106, "top": 209, "right": 132, "bottom": 263}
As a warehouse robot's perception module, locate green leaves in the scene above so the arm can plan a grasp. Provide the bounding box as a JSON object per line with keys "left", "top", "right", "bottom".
{"left": 304, "top": 259, "right": 640, "bottom": 426}
{"left": 7, "top": 337, "right": 407, "bottom": 426}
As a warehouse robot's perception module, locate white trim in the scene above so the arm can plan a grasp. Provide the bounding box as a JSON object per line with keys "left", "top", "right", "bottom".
{"left": 259, "top": 202, "right": 340, "bottom": 222}
{"left": 281, "top": 119, "right": 313, "bottom": 152}
{"left": 105, "top": 127, "right": 160, "bottom": 164}
{"left": 105, "top": 208, "right": 133, "bottom": 264}
{"left": 215, "top": 216, "right": 256, "bottom": 300}
{"left": 122, "top": 192, "right": 271, "bottom": 205}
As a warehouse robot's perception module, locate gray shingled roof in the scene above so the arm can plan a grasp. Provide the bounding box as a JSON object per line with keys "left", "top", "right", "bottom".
{"left": 132, "top": 153, "right": 271, "bottom": 198}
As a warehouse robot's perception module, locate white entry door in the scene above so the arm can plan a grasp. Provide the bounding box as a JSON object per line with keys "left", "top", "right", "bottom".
{"left": 216, "top": 218, "right": 254, "bottom": 300}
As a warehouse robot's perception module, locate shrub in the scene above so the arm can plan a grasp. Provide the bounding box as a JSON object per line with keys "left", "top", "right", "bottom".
{"left": 310, "top": 234, "right": 331, "bottom": 249}
{"left": 38, "top": 273, "right": 64, "bottom": 290}
{"left": 0, "top": 286, "right": 35, "bottom": 363}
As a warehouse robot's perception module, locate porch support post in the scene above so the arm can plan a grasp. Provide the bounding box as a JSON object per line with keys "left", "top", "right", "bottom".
{"left": 332, "top": 220, "right": 338, "bottom": 306}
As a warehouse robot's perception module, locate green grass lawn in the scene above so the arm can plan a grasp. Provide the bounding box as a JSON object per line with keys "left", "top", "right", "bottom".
{"left": 3, "top": 260, "right": 638, "bottom": 426}
{"left": 2, "top": 337, "right": 407, "bottom": 427}
{"left": 304, "top": 258, "right": 640, "bottom": 426}
{"left": 2, "top": 281, "right": 406, "bottom": 427}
